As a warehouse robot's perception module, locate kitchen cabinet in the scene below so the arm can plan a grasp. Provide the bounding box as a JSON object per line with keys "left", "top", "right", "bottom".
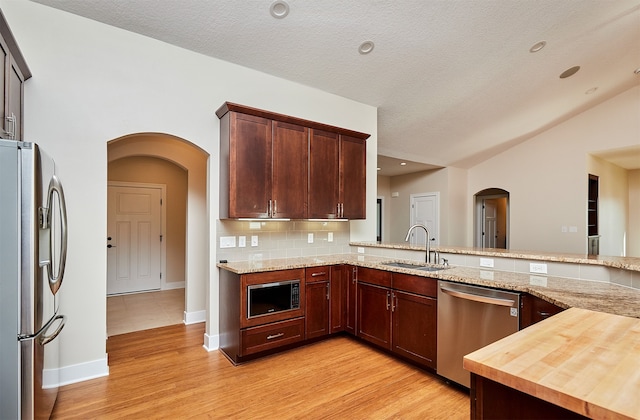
{"left": 218, "top": 106, "right": 308, "bottom": 219}
{"left": 308, "top": 131, "right": 366, "bottom": 219}
{"left": 357, "top": 269, "right": 437, "bottom": 369}
{"left": 219, "top": 268, "right": 306, "bottom": 364}
{"left": 329, "top": 265, "right": 347, "bottom": 333}
{"left": 391, "top": 274, "right": 437, "bottom": 370}
{"left": 305, "top": 267, "right": 330, "bottom": 339}
{"left": 345, "top": 266, "right": 358, "bottom": 334}
{"left": 356, "top": 268, "right": 392, "bottom": 349}
{"left": 217, "top": 102, "right": 369, "bottom": 220}
{"left": 520, "top": 293, "right": 564, "bottom": 329}
{"left": 0, "top": 11, "right": 31, "bottom": 141}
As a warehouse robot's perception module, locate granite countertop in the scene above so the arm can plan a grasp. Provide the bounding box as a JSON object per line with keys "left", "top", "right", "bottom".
{"left": 351, "top": 241, "right": 640, "bottom": 271}
{"left": 463, "top": 307, "right": 640, "bottom": 419}
{"left": 217, "top": 253, "right": 640, "bottom": 319}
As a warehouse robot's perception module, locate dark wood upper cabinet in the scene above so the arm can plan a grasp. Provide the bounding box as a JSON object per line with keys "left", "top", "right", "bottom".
{"left": 217, "top": 102, "right": 368, "bottom": 220}
{"left": 0, "top": 10, "right": 32, "bottom": 141}
{"left": 340, "top": 135, "right": 367, "bottom": 219}
{"left": 309, "top": 129, "right": 340, "bottom": 218}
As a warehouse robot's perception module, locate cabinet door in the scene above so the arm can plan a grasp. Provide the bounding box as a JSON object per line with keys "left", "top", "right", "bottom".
{"left": 7, "top": 56, "right": 23, "bottom": 140}
{"left": 357, "top": 282, "right": 391, "bottom": 350}
{"left": 228, "top": 112, "right": 272, "bottom": 218}
{"left": 345, "top": 266, "right": 357, "bottom": 335}
{"left": 329, "top": 265, "right": 347, "bottom": 333}
{"left": 305, "top": 281, "right": 330, "bottom": 339}
{"left": 308, "top": 129, "right": 340, "bottom": 218}
{"left": 272, "top": 121, "right": 308, "bottom": 219}
{"left": 520, "top": 294, "right": 564, "bottom": 329}
{"left": 392, "top": 290, "right": 437, "bottom": 369}
{"left": 340, "top": 135, "right": 366, "bottom": 219}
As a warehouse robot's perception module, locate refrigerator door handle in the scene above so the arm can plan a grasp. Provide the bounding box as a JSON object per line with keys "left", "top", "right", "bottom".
{"left": 39, "top": 314, "right": 66, "bottom": 346}
{"left": 43, "top": 175, "right": 68, "bottom": 294}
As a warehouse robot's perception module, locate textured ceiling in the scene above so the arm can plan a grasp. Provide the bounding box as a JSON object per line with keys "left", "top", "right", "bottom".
{"left": 32, "top": 0, "right": 640, "bottom": 174}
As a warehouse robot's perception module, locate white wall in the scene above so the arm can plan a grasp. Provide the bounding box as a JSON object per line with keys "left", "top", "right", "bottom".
{"left": 467, "top": 86, "right": 640, "bottom": 254}
{"left": 3, "top": 1, "right": 377, "bottom": 384}
{"left": 629, "top": 169, "right": 640, "bottom": 256}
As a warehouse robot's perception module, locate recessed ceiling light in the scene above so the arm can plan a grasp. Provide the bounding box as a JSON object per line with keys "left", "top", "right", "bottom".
{"left": 529, "top": 41, "right": 546, "bottom": 53}
{"left": 270, "top": 1, "right": 289, "bottom": 19}
{"left": 400, "top": 162, "right": 407, "bottom": 166}
{"left": 358, "top": 41, "right": 375, "bottom": 55}
{"left": 585, "top": 87, "right": 598, "bottom": 95}
{"left": 559, "top": 66, "right": 580, "bottom": 79}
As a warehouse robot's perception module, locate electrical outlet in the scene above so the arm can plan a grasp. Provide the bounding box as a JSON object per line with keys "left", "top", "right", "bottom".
{"left": 308, "top": 233, "right": 314, "bottom": 244}
{"left": 480, "top": 258, "right": 494, "bottom": 268}
{"left": 328, "top": 232, "right": 333, "bottom": 242}
{"left": 251, "top": 235, "right": 258, "bottom": 247}
{"left": 529, "top": 263, "right": 548, "bottom": 274}
{"left": 238, "top": 236, "right": 246, "bottom": 248}
{"left": 220, "top": 236, "right": 236, "bottom": 248}
{"left": 357, "top": 247, "right": 365, "bottom": 254}
{"left": 529, "top": 275, "right": 548, "bottom": 287}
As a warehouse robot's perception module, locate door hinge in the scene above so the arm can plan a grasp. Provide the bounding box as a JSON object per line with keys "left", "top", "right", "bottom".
{"left": 160, "top": 272, "right": 162, "bottom": 280}
{"left": 160, "top": 198, "right": 163, "bottom": 205}
{"left": 160, "top": 234, "right": 163, "bottom": 242}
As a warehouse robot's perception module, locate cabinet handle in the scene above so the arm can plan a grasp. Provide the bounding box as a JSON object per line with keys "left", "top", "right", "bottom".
{"left": 352, "top": 267, "right": 357, "bottom": 283}
{"left": 340, "top": 203, "right": 344, "bottom": 218}
{"left": 538, "top": 311, "right": 551, "bottom": 318}
{"left": 273, "top": 199, "right": 277, "bottom": 217}
{"left": 391, "top": 292, "right": 397, "bottom": 312}
{"left": 311, "top": 272, "right": 327, "bottom": 277}
{"left": 267, "top": 333, "right": 284, "bottom": 340}
{"left": 326, "top": 283, "right": 330, "bottom": 300}
{"left": 386, "top": 291, "right": 391, "bottom": 310}
{"left": 268, "top": 199, "right": 272, "bottom": 217}
{"left": 3, "top": 113, "right": 16, "bottom": 139}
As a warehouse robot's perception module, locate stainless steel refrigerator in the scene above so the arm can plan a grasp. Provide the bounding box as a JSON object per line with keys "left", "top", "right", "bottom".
{"left": 0, "top": 139, "right": 67, "bottom": 419}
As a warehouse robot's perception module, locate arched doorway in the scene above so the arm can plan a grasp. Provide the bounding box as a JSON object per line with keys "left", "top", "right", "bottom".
{"left": 107, "top": 133, "right": 209, "bottom": 335}
{"left": 474, "top": 188, "right": 509, "bottom": 249}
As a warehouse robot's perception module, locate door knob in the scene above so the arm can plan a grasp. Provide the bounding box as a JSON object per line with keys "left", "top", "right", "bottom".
{"left": 107, "top": 236, "right": 112, "bottom": 241}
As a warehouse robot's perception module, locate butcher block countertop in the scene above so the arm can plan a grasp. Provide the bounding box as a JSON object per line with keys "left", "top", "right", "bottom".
{"left": 463, "top": 307, "right": 640, "bottom": 419}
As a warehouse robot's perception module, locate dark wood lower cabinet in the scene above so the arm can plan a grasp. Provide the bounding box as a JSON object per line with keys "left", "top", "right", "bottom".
{"left": 305, "top": 280, "right": 330, "bottom": 339}
{"left": 345, "top": 266, "right": 357, "bottom": 335}
{"left": 392, "top": 290, "right": 437, "bottom": 369}
{"left": 357, "top": 282, "right": 392, "bottom": 349}
{"left": 329, "top": 265, "right": 347, "bottom": 333}
{"left": 470, "top": 373, "right": 587, "bottom": 419}
{"left": 520, "top": 294, "right": 565, "bottom": 329}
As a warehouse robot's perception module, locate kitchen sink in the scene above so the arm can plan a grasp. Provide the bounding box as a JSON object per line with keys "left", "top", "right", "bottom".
{"left": 381, "top": 261, "right": 448, "bottom": 272}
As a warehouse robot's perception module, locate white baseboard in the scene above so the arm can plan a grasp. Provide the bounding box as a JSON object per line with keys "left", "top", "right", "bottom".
{"left": 56, "top": 356, "right": 109, "bottom": 387}
{"left": 162, "top": 281, "right": 185, "bottom": 290}
{"left": 184, "top": 309, "right": 206, "bottom": 325}
{"left": 203, "top": 332, "right": 219, "bottom": 351}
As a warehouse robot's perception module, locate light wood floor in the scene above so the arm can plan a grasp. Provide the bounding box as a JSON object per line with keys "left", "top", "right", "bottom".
{"left": 107, "top": 289, "right": 184, "bottom": 336}
{"left": 51, "top": 324, "right": 469, "bottom": 419}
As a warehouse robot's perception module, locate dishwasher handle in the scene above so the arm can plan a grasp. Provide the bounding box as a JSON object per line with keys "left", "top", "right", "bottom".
{"left": 440, "top": 285, "right": 515, "bottom": 307}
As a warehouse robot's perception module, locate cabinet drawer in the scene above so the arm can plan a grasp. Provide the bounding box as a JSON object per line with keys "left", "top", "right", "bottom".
{"left": 306, "top": 266, "right": 330, "bottom": 282}
{"left": 240, "top": 317, "right": 304, "bottom": 356}
{"left": 356, "top": 267, "right": 391, "bottom": 288}
{"left": 392, "top": 273, "right": 437, "bottom": 298}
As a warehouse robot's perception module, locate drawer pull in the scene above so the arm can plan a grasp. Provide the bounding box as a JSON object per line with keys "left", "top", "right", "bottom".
{"left": 267, "top": 333, "right": 285, "bottom": 340}
{"left": 311, "top": 272, "right": 327, "bottom": 277}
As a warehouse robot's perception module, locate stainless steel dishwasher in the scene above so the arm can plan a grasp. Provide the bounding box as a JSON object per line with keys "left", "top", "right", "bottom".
{"left": 437, "top": 281, "right": 520, "bottom": 388}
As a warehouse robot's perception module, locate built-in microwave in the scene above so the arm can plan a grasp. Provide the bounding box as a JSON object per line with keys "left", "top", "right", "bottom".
{"left": 247, "top": 279, "right": 300, "bottom": 319}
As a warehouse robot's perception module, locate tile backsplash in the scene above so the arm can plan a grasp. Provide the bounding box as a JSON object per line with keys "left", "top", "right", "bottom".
{"left": 216, "top": 220, "right": 351, "bottom": 262}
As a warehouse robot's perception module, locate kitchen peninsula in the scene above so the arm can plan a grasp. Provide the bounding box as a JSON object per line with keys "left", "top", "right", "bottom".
{"left": 218, "top": 245, "right": 640, "bottom": 418}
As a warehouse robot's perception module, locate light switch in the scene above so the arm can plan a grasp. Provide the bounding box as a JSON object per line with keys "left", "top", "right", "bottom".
{"left": 328, "top": 232, "right": 333, "bottom": 242}
{"left": 238, "top": 236, "right": 246, "bottom": 247}
{"left": 308, "top": 233, "right": 314, "bottom": 244}
{"left": 220, "top": 236, "right": 236, "bottom": 248}
{"left": 251, "top": 235, "right": 258, "bottom": 247}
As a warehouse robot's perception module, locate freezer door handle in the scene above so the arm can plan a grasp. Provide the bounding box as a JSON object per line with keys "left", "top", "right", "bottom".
{"left": 440, "top": 286, "right": 515, "bottom": 307}
{"left": 43, "top": 174, "right": 68, "bottom": 295}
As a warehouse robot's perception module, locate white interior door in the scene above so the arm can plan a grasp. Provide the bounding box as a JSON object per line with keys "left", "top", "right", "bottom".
{"left": 107, "top": 185, "right": 162, "bottom": 295}
{"left": 483, "top": 199, "right": 497, "bottom": 248}
{"left": 409, "top": 192, "right": 439, "bottom": 246}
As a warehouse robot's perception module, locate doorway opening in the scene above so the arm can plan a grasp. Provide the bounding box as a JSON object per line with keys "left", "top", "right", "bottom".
{"left": 107, "top": 133, "right": 209, "bottom": 336}
{"left": 474, "top": 188, "right": 509, "bottom": 249}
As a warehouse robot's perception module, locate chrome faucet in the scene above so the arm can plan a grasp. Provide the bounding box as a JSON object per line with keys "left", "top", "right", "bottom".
{"left": 405, "top": 224, "right": 432, "bottom": 263}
